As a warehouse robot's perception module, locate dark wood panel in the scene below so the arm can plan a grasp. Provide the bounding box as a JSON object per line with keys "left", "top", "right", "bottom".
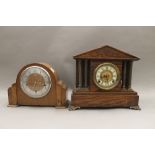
{"left": 74, "top": 45, "right": 140, "bottom": 61}
{"left": 72, "top": 92, "right": 139, "bottom": 108}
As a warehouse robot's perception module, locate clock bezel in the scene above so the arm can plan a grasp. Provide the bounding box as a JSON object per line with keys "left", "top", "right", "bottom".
{"left": 93, "top": 62, "right": 120, "bottom": 90}
{"left": 20, "top": 66, "right": 52, "bottom": 98}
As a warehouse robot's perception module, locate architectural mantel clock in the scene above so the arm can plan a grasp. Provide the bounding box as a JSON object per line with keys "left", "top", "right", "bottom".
{"left": 70, "top": 45, "right": 140, "bottom": 110}
{"left": 8, "top": 63, "right": 67, "bottom": 107}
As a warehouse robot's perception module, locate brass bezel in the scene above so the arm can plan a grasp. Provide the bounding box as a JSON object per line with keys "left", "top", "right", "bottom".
{"left": 93, "top": 62, "right": 120, "bottom": 90}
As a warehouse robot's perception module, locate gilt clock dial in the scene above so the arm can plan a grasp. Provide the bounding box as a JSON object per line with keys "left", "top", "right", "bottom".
{"left": 20, "top": 66, "right": 52, "bottom": 98}
{"left": 94, "top": 63, "right": 120, "bottom": 90}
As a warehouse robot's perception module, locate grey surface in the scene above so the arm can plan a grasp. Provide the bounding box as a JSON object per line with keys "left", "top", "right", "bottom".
{"left": 0, "top": 26, "right": 155, "bottom": 128}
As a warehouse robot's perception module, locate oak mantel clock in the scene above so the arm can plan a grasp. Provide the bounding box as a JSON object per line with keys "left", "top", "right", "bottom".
{"left": 71, "top": 45, "right": 140, "bottom": 110}
{"left": 8, "top": 63, "right": 67, "bottom": 107}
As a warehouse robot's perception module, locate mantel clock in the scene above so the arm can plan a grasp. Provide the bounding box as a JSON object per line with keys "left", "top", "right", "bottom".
{"left": 8, "top": 63, "right": 67, "bottom": 107}
{"left": 71, "top": 45, "right": 140, "bottom": 110}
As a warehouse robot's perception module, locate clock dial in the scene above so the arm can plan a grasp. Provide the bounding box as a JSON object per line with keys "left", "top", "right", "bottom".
{"left": 94, "top": 63, "right": 120, "bottom": 90}
{"left": 20, "top": 66, "right": 52, "bottom": 98}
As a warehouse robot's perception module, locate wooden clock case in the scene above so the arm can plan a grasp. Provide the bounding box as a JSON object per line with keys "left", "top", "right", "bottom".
{"left": 8, "top": 63, "right": 67, "bottom": 107}
{"left": 71, "top": 45, "right": 140, "bottom": 110}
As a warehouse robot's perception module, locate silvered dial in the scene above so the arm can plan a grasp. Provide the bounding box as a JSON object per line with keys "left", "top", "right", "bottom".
{"left": 20, "top": 66, "right": 52, "bottom": 98}
{"left": 94, "top": 63, "right": 120, "bottom": 90}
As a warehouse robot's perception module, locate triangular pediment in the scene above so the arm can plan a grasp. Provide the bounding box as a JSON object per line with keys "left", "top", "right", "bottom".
{"left": 74, "top": 45, "right": 139, "bottom": 61}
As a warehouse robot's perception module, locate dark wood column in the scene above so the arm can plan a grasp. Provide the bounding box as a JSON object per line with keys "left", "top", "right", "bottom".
{"left": 122, "top": 61, "right": 127, "bottom": 89}
{"left": 76, "top": 60, "right": 78, "bottom": 87}
{"left": 76, "top": 59, "right": 82, "bottom": 88}
{"left": 84, "top": 60, "right": 88, "bottom": 87}
{"left": 126, "top": 61, "right": 133, "bottom": 89}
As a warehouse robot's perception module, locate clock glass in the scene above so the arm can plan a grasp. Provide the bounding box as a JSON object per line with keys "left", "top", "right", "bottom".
{"left": 20, "top": 66, "right": 52, "bottom": 98}
{"left": 94, "top": 63, "right": 120, "bottom": 90}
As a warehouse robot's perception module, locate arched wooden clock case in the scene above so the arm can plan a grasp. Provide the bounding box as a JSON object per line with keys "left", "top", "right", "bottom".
{"left": 71, "top": 45, "right": 140, "bottom": 110}
{"left": 8, "top": 63, "right": 67, "bottom": 107}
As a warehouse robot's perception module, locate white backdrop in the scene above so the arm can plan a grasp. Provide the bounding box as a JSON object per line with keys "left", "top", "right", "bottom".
{"left": 0, "top": 26, "right": 155, "bottom": 128}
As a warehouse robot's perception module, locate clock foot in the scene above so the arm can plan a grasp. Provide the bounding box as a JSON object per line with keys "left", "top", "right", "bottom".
{"left": 65, "top": 100, "right": 70, "bottom": 107}
{"left": 68, "top": 105, "right": 80, "bottom": 111}
{"left": 7, "top": 104, "right": 18, "bottom": 107}
{"left": 130, "top": 105, "right": 141, "bottom": 110}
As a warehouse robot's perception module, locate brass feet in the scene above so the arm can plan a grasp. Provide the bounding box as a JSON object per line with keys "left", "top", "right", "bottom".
{"left": 130, "top": 105, "right": 141, "bottom": 110}
{"left": 68, "top": 105, "right": 80, "bottom": 111}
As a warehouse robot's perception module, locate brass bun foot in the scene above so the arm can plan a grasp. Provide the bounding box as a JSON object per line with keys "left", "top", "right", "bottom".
{"left": 130, "top": 105, "right": 141, "bottom": 110}
{"left": 7, "top": 104, "right": 18, "bottom": 107}
{"left": 68, "top": 105, "right": 80, "bottom": 111}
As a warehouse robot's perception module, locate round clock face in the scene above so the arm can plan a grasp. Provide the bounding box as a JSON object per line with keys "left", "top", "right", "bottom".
{"left": 94, "top": 63, "right": 120, "bottom": 90}
{"left": 20, "top": 66, "right": 52, "bottom": 98}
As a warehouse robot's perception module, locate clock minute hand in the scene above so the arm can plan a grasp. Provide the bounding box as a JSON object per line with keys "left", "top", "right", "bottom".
{"left": 33, "top": 81, "right": 37, "bottom": 91}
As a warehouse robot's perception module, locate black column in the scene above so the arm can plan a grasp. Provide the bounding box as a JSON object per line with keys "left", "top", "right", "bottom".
{"left": 76, "top": 60, "right": 79, "bottom": 87}
{"left": 126, "top": 61, "right": 133, "bottom": 89}
{"left": 77, "top": 59, "right": 82, "bottom": 88}
{"left": 84, "top": 60, "right": 88, "bottom": 87}
{"left": 122, "top": 61, "right": 127, "bottom": 89}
